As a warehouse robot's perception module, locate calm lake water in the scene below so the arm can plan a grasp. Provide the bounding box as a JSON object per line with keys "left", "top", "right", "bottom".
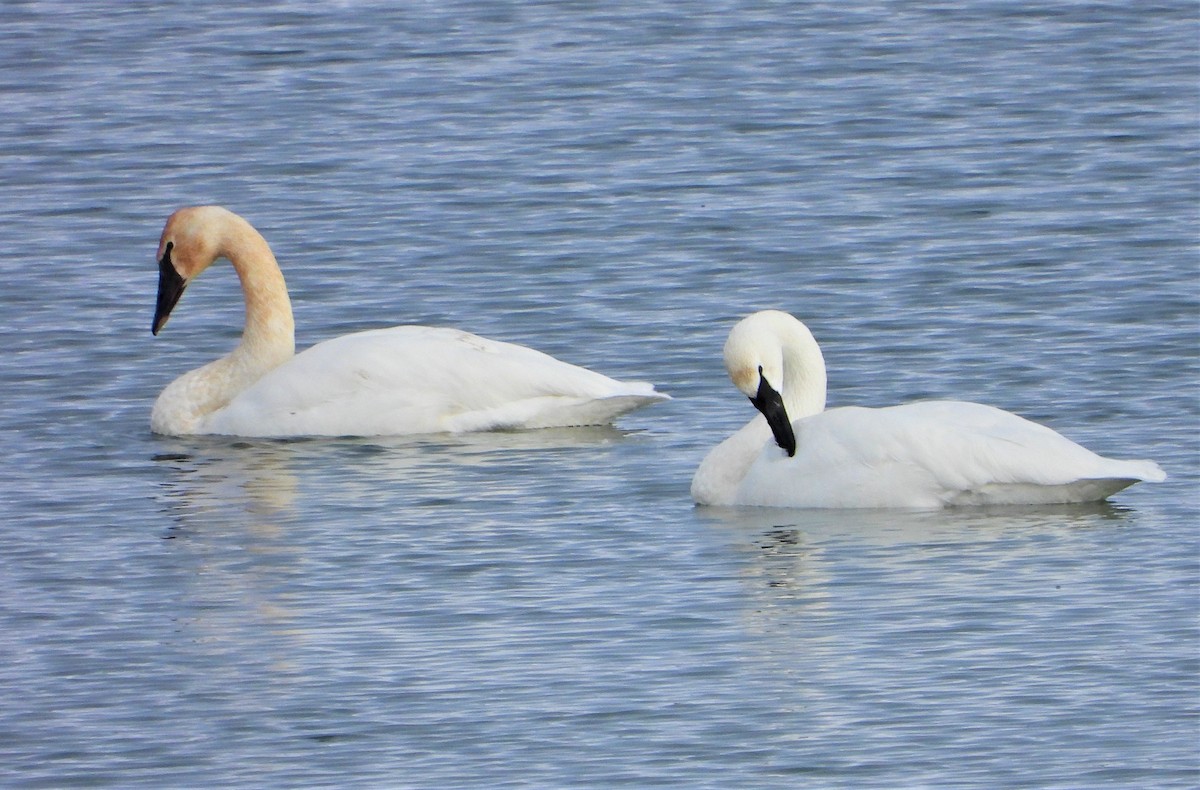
{"left": 1, "top": 1, "right": 1197, "bottom": 787}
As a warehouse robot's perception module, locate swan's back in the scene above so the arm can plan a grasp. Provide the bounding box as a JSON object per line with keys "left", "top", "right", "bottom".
{"left": 202, "top": 326, "right": 665, "bottom": 437}
{"left": 732, "top": 401, "right": 1165, "bottom": 509}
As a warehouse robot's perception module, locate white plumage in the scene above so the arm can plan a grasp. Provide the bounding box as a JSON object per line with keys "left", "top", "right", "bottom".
{"left": 691, "top": 310, "right": 1164, "bottom": 509}
{"left": 148, "top": 206, "right": 666, "bottom": 437}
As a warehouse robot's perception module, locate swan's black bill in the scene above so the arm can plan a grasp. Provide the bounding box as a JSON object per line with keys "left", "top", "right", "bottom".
{"left": 749, "top": 373, "right": 796, "bottom": 457}
{"left": 152, "top": 242, "right": 186, "bottom": 336}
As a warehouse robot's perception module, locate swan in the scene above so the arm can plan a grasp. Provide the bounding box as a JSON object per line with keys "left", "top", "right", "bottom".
{"left": 691, "top": 310, "right": 1165, "bottom": 508}
{"left": 148, "top": 206, "right": 667, "bottom": 437}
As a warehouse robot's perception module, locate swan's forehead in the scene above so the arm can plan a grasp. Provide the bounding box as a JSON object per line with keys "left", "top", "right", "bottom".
{"left": 724, "top": 329, "right": 763, "bottom": 394}
{"left": 724, "top": 320, "right": 786, "bottom": 396}
{"left": 157, "top": 207, "right": 219, "bottom": 276}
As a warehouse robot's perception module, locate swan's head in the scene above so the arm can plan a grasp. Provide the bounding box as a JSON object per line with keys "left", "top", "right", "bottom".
{"left": 723, "top": 311, "right": 799, "bottom": 457}
{"left": 152, "top": 206, "right": 238, "bottom": 335}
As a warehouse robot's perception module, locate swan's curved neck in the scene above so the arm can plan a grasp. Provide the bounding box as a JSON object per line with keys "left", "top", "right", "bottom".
{"left": 775, "top": 318, "right": 827, "bottom": 420}
{"left": 221, "top": 218, "right": 295, "bottom": 362}
{"left": 150, "top": 211, "right": 296, "bottom": 435}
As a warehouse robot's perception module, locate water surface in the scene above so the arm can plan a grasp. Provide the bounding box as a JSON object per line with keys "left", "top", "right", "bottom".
{"left": 1, "top": 2, "right": 1197, "bottom": 787}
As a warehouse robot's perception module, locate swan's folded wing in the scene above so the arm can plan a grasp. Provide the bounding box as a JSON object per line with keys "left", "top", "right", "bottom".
{"left": 735, "top": 401, "right": 1163, "bottom": 508}
{"left": 883, "top": 401, "right": 1165, "bottom": 488}
{"left": 204, "top": 326, "right": 666, "bottom": 437}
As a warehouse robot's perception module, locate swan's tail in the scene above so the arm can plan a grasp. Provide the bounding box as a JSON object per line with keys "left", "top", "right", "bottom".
{"left": 1102, "top": 458, "right": 1166, "bottom": 483}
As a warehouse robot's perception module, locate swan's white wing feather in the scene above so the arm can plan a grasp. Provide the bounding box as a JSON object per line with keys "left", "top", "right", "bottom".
{"left": 732, "top": 401, "right": 1164, "bottom": 508}
{"left": 202, "top": 326, "right": 666, "bottom": 437}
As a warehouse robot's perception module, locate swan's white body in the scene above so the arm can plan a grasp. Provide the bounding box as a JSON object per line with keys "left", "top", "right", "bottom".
{"left": 149, "top": 206, "right": 666, "bottom": 437}
{"left": 691, "top": 311, "right": 1165, "bottom": 509}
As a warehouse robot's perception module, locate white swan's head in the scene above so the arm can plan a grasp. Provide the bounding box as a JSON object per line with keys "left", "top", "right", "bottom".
{"left": 722, "top": 310, "right": 828, "bottom": 458}
{"left": 152, "top": 206, "right": 254, "bottom": 335}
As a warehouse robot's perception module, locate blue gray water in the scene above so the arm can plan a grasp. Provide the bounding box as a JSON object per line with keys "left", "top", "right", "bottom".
{"left": 1, "top": 1, "right": 1197, "bottom": 787}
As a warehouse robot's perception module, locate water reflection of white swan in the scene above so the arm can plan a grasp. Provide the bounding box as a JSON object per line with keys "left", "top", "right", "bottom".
{"left": 698, "top": 502, "right": 1139, "bottom": 693}
{"left": 699, "top": 501, "right": 1134, "bottom": 627}
{"left": 152, "top": 440, "right": 306, "bottom": 670}
{"left": 148, "top": 206, "right": 667, "bottom": 437}
{"left": 154, "top": 426, "right": 638, "bottom": 522}
{"left": 697, "top": 500, "right": 1134, "bottom": 546}
{"left": 692, "top": 311, "right": 1165, "bottom": 509}
{"left": 151, "top": 427, "right": 641, "bottom": 663}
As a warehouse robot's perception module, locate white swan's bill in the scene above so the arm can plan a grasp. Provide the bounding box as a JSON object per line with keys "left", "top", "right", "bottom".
{"left": 691, "top": 310, "right": 1165, "bottom": 509}
{"left": 148, "top": 206, "right": 667, "bottom": 437}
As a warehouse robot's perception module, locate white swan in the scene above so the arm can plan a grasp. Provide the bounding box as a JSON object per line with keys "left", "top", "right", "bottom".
{"left": 691, "top": 310, "right": 1165, "bottom": 509}
{"left": 149, "top": 206, "right": 667, "bottom": 437}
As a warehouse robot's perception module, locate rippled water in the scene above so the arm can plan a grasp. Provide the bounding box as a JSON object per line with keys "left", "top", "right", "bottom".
{"left": 1, "top": 1, "right": 1197, "bottom": 787}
